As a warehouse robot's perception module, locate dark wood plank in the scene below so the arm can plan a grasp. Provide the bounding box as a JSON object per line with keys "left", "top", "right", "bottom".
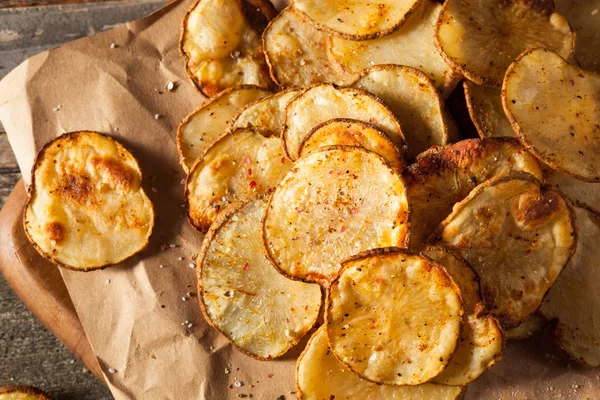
{"left": 1, "top": 0, "right": 123, "bottom": 9}
{"left": 0, "top": 135, "right": 19, "bottom": 171}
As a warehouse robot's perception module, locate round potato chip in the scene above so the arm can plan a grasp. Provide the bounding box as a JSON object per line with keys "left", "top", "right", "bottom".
{"left": 326, "top": 248, "right": 463, "bottom": 385}
{"left": 296, "top": 327, "right": 465, "bottom": 400}
{"left": 180, "top": 0, "right": 275, "bottom": 96}
{"left": 23, "top": 132, "right": 154, "bottom": 271}
{"left": 298, "top": 119, "right": 403, "bottom": 171}
{"left": 404, "top": 138, "right": 543, "bottom": 247}
{"left": 178, "top": 85, "right": 271, "bottom": 172}
{"left": 545, "top": 168, "right": 600, "bottom": 214}
{"left": 435, "top": 0, "right": 574, "bottom": 87}
{"left": 463, "top": 81, "right": 515, "bottom": 139}
{"left": 351, "top": 65, "right": 453, "bottom": 160}
{"left": 262, "top": 7, "right": 349, "bottom": 87}
{"left": 199, "top": 196, "right": 322, "bottom": 359}
{"left": 329, "top": 0, "right": 460, "bottom": 96}
{"left": 293, "top": 0, "right": 422, "bottom": 40}
{"left": 264, "top": 146, "right": 409, "bottom": 284}
{"left": 186, "top": 128, "right": 290, "bottom": 233}
{"left": 540, "top": 204, "right": 600, "bottom": 367}
{"left": 0, "top": 386, "right": 52, "bottom": 400}
{"left": 503, "top": 48, "right": 600, "bottom": 182}
{"left": 230, "top": 89, "right": 299, "bottom": 137}
{"left": 431, "top": 173, "right": 576, "bottom": 328}
{"left": 282, "top": 84, "right": 403, "bottom": 160}
{"left": 505, "top": 312, "right": 547, "bottom": 340}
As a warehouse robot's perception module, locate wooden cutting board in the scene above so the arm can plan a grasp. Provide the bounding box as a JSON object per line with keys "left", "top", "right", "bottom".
{"left": 0, "top": 180, "right": 105, "bottom": 383}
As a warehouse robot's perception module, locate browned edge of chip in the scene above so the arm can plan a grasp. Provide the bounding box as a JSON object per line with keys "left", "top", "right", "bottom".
{"left": 179, "top": 0, "right": 277, "bottom": 96}
{"left": 0, "top": 385, "right": 53, "bottom": 399}
{"left": 464, "top": 80, "right": 493, "bottom": 139}
{"left": 282, "top": 83, "right": 405, "bottom": 160}
{"left": 262, "top": 5, "right": 292, "bottom": 88}
{"left": 22, "top": 131, "right": 155, "bottom": 272}
{"left": 176, "top": 85, "right": 273, "bottom": 173}
{"left": 262, "top": 145, "right": 411, "bottom": 287}
{"left": 323, "top": 246, "right": 464, "bottom": 386}
{"left": 501, "top": 48, "right": 600, "bottom": 183}
{"left": 298, "top": 118, "right": 405, "bottom": 171}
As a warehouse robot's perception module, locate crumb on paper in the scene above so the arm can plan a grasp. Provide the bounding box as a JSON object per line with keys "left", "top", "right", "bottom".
{"left": 108, "top": 368, "right": 116, "bottom": 374}
{"left": 182, "top": 297, "right": 187, "bottom": 301}
{"left": 154, "top": 114, "right": 161, "bottom": 119}
{"left": 106, "top": 279, "right": 111, "bottom": 284}
{"left": 52, "top": 105, "right": 61, "bottom": 112}
{"left": 159, "top": 264, "right": 165, "bottom": 268}
{"left": 177, "top": 256, "right": 184, "bottom": 261}
{"left": 189, "top": 263, "right": 196, "bottom": 269}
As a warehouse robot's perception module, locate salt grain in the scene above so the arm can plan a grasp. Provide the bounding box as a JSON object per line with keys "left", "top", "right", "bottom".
{"left": 181, "top": 179, "right": 186, "bottom": 185}
{"left": 151, "top": 187, "right": 158, "bottom": 193}
{"left": 106, "top": 279, "right": 111, "bottom": 284}
{"left": 154, "top": 114, "right": 162, "bottom": 120}
{"left": 159, "top": 264, "right": 165, "bottom": 268}
{"left": 182, "top": 297, "right": 187, "bottom": 301}
{"left": 108, "top": 368, "right": 116, "bottom": 374}
{"left": 110, "top": 43, "right": 116, "bottom": 49}
{"left": 189, "top": 263, "right": 196, "bottom": 269}
{"left": 234, "top": 381, "right": 243, "bottom": 387}
{"left": 178, "top": 257, "right": 184, "bottom": 261}
{"left": 166, "top": 81, "right": 175, "bottom": 91}
{"left": 52, "top": 105, "right": 61, "bottom": 112}
{"left": 225, "top": 368, "right": 230, "bottom": 374}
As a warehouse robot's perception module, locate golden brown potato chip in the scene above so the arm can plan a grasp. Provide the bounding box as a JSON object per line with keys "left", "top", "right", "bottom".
{"left": 230, "top": 89, "right": 299, "bottom": 137}
{"left": 545, "top": 168, "right": 600, "bottom": 214}
{"left": 262, "top": 7, "right": 349, "bottom": 87}
{"left": 186, "top": 128, "right": 290, "bottom": 232}
{"left": 463, "top": 81, "right": 515, "bottom": 138}
{"left": 435, "top": 0, "right": 574, "bottom": 87}
{"left": 404, "top": 138, "right": 543, "bottom": 247}
{"left": 263, "top": 146, "right": 409, "bottom": 284}
{"left": 298, "top": 119, "right": 403, "bottom": 171}
{"left": 326, "top": 248, "right": 463, "bottom": 385}
{"left": 293, "top": 0, "right": 422, "bottom": 40}
{"left": 505, "top": 312, "right": 547, "bottom": 340}
{"left": 177, "top": 85, "right": 270, "bottom": 172}
{"left": 199, "top": 196, "right": 322, "bottom": 359}
{"left": 329, "top": 0, "right": 460, "bottom": 96}
{"left": 0, "top": 386, "right": 53, "bottom": 400}
{"left": 23, "top": 132, "right": 154, "bottom": 271}
{"left": 503, "top": 48, "right": 600, "bottom": 182}
{"left": 296, "top": 327, "right": 465, "bottom": 400}
{"left": 540, "top": 204, "right": 600, "bottom": 367}
{"left": 180, "top": 0, "right": 275, "bottom": 96}
{"left": 282, "top": 84, "right": 403, "bottom": 160}
{"left": 431, "top": 173, "right": 576, "bottom": 328}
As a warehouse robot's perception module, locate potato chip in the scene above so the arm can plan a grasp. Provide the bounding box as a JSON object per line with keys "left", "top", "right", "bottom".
{"left": 282, "top": 84, "right": 403, "bottom": 160}
{"left": 186, "top": 128, "right": 290, "bottom": 232}
{"left": 177, "top": 86, "right": 270, "bottom": 172}
{"left": 263, "top": 146, "right": 409, "bottom": 284}
{"left": 0, "top": 386, "right": 53, "bottom": 400}
{"left": 262, "top": 7, "right": 349, "bottom": 87}
{"left": 540, "top": 204, "right": 600, "bottom": 366}
{"left": 505, "top": 313, "right": 547, "bottom": 340}
{"left": 405, "top": 138, "right": 543, "bottom": 247}
{"left": 435, "top": 0, "right": 574, "bottom": 87}
{"left": 230, "top": 89, "right": 298, "bottom": 137}
{"left": 463, "top": 81, "right": 515, "bottom": 138}
{"left": 431, "top": 173, "right": 576, "bottom": 328}
{"left": 423, "top": 247, "right": 504, "bottom": 385}
{"left": 554, "top": 0, "right": 600, "bottom": 73}
{"left": 294, "top": 0, "right": 422, "bottom": 40}
{"left": 298, "top": 119, "right": 403, "bottom": 171}
{"left": 351, "top": 65, "right": 453, "bottom": 160}
{"left": 326, "top": 248, "right": 463, "bottom": 385}
{"left": 180, "top": 0, "right": 275, "bottom": 96}
{"left": 545, "top": 168, "right": 600, "bottom": 214}
{"left": 296, "top": 327, "right": 465, "bottom": 400}
{"left": 23, "top": 132, "right": 154, "bottom": 271}
{"left": 199, "top": 196, "right": 321, "bottom": 359}
{"left": 503, "top": 48, "right": 600, "bottom": 182}
{"left": 329, "top": 0, "right": 460, "bottom": 96}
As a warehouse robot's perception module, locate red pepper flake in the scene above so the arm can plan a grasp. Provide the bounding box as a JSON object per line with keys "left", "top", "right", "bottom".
{"left": 570, "top": 79, "right": 575, "bottom": 86}
{"left": 243, "top": 156, "right": 250, "bottom": 164}
{"left": 280, "top": 157, "right": 286, "bottom": 164}
{"left": 286, "top": 318, "right": 290, "bottom": 323}
{"left": 376, "top": 278, "right": 382, "bottom": 284}
{"left": 304, "top": 305, "right": 309, "bottom": 310}
{"left": 265, "top": 355, "right": 272, "bottom": 360}
{"left": 214, "top": 204, "right": 221, "bottom": 213}
{"left": 585, "top": 135, "right": 589, "bottom": 141}
{"left": 579, "top": 73, "right": 585, "bottom": 78}
{"left": 352, "top": 207, "right": 359, "bottom": 214}
{"left": 243, "top": 263, "right": 249, "bottom": 271}
{"left": 337, "top": 171, "right": 343, "bottom": 176}
{"left": 247, "top": 168, "right": 252, "bottom": 176}
{"left": 249, "top": 180, "right": 257, "bottom": 189}
{"left": 296, "top": 207, "right": 303, "bottom": 213}
{"left": 524, "top": 249, "right": 531, "bottom": 255}
{"left": 329, "top": 169, "right": 334, "bottom": 174}
{"left": 341, "top": 226, "right": 347, "bottom": 232}
{"left": 267, "top": 374, "right": 273, "bottom": 379}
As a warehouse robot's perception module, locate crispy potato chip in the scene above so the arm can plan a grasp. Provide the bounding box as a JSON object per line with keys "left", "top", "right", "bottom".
{"left": 177, "top": 86, "right": 270, "bottom": 172}
{"left": 546, "top": 168, "right": 600, "bottom": 214}
{"left": 263, "top": 147, "right": 409, "bottom": 284}
{"left": 230, "top": 89, "right": 298, "bottom": 137}
{"left": 294, "top": 0, "right": 422, "bottom": 40}
{"left": 503, "top": 48, "right": 600, "bottom": 182}
{"left": 296, "top": 327, "right": 465, "bottom": 400}
{"left": 435, "top": 0, "right": 574, "bottom": 87}
{"left": 186, "top": 128, "right": 290, "bottom": 232}
{"left": 180, "top": 0, "right": 275, "bottom": 96}
{"left": 326, "top": 248, "right": 463, "bottom": 385}
{"left": 23, "top": 132, "right": 154, "bottom": 271}
{"left": 298, "top": 119, "right": 403, "bottom": 171}
{"left": 404, "top": 138, "right": 543, "bottom": 247}
{"left": 505, "top": 312, "right": 547, "bottom": 340}
{"left": 262, "top": 7, "right": 349, "bottom": 87}
{"left": 431, "top": 173, "right": 576, "bottom": 328}
{"left": 329, "top": 0, "right": 460, "bottom": 96}
{"left": 351, "top": 65, "right": 453, "bottom": 160}
{"left": 554, "top": 0, "right": 600, "bottom": 73}
{"left": 0, "top": 386, "right": 53, "bottom": 400}
{"left": 424, "top": 247, "right": 504, "bottom": 385}
{"left": 540, "top": 204, "right": 600, "bottom": 366}
{"left": 199, "top": 196, "right": 321, "bottom": 359}
{"left": 463, "top": 81, "right": 515, "bottom": 138}
{"left": 282, "top": 84, "right": 403, "bottom": 160}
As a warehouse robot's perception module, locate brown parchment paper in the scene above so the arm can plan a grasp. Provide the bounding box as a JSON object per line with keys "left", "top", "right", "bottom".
{"left": 0, "top": 1, "right": 599, "bottom": 399}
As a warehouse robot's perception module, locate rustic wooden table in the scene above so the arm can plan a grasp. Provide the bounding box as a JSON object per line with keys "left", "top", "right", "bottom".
{"left": 0, "top": 1, "right": 166, "bottom": 398}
